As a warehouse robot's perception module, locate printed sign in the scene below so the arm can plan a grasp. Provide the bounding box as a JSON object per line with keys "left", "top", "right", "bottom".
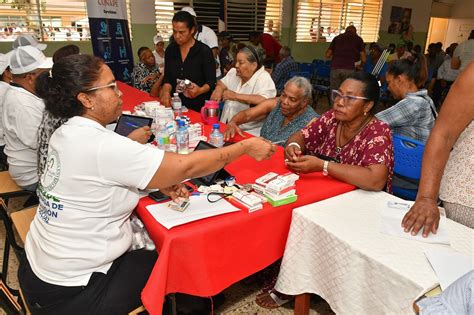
{"left": 87, "top": 0, "right": 133, "bottom": 83}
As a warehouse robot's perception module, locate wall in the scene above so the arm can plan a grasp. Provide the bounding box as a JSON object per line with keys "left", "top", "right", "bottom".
{"left": 0, "top": 0, "right": 157, "bottom": 59}
{"left": 130, "top": 0, "right": 157, "bottom": 59}
{"left": 445, "top": 18, "right": 474, "bottom": 46}
{"left": 441, "top": 0, "right": 474, "bottom": 47}
{"left": 1, "top": 0, "right": 436, "bottom": 62}
{"left": 281, "top": 0, "right": 433, "bottom": 62}
{"left": 450, "top": 0, "right": 474, "bottom": 19}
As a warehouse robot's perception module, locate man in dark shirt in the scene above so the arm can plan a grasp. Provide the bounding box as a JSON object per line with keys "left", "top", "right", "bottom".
{"left": 218, "top": 31, "right": 235, "bottom": 76}
{"left": 249, "top": 31, "right": 282, "bottom": 68}
{"left": 271, "top": 46, "right": 299, "bottom": 93}
{"left": 325, "top": 25, "right": 366, "bottom": 90}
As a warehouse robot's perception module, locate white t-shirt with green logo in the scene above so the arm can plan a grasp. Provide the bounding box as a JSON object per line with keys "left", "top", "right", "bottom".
{"left": 26, "top": 116, "right": 163, "bottom": 286}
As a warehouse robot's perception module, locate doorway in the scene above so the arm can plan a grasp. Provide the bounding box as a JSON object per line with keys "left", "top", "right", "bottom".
{"left": 426, "top": 17, "right": 449, "bottom": 52}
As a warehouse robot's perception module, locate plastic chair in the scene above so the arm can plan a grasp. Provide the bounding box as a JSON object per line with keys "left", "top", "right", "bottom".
{"left": 312, "top": 59, "right": 324, "bottom": 66}
{"left": 0, "top": 171, "right": 37, "bottom": 296}
{"left": 312, "top": 63, "right": 331, "bottom": 104}
{"left": 288, "top": 71, "right": 312, "bottom": 80}
{"left": 392, "top": 135, "right": 425, "bottom": 200}
{"left": 299, "top": 62, "right": 315, "bottom": 74}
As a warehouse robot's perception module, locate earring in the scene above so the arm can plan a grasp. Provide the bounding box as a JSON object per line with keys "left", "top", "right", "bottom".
{"left": 364, "top": 111, "right": 367, "bottom": 116}
{"left": 91, "top": 107, "right": 95, "bottom": 111}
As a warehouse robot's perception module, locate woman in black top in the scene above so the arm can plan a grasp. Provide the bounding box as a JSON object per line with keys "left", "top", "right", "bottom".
{"left": 160, "top": 11, "right": 216, "bottom": 111}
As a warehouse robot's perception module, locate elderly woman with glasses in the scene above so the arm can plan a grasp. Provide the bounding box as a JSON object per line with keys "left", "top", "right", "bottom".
{"left": 211, "top": 46, "right": 276, "bottom": 136}
{"left": 257, "top": 72, "right": 394, "bottom": 309}
{"left": 284, "top": 71, "right": 394, "bottom": 191}
{"left": 21, "top": 54, "right": 275, "bottom": 314}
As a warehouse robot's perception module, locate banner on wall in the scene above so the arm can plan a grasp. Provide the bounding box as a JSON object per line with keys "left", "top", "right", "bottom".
{"left": 86, "top": 0, "right": 133, "bottom": 84}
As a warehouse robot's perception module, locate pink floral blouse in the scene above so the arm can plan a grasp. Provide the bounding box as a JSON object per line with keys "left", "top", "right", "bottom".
{"left": 301, "top": 110, "right": 394, "bottom": 192}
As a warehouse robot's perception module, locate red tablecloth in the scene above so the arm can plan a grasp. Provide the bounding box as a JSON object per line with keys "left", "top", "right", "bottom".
{"left": 117, "top": 82, "right": 355, "bottom": 314}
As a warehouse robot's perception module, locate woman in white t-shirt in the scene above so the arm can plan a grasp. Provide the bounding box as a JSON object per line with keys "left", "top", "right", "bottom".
{"left": 19, "top": 54, "right": 275, "bottom": 315}
{"left": 211, "top": 46, "right": 276, "bottom": 135}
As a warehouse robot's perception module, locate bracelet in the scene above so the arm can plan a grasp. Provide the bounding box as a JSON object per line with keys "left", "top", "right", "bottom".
{"left": 287, "top": 142, "right": 301, "bottom": 150}
{"left": 323, "top": 160, "right": 329, "bottom": 176}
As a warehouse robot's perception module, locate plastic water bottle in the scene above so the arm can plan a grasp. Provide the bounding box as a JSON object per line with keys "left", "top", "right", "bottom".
{"left": 157, "top": 123, "right": 170, "bottom": 151}
{"left": 176, "top": 120, "right": 189, "bottom": 154}
{"left": 209, "top": 123, "right": 224, "bottom": 148}
{"left": 172, "top": 93, "right": 182, "bottom": 117}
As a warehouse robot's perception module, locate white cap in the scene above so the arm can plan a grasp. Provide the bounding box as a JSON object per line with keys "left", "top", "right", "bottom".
{"left": 0, "top": 52, "right": 10, "bottom": 75}
{"left": 9, "top": 46, "right": 53, "bottom": 75}
{"left": 153, "top": 35, "right": 164, "bottom": 44}
{"left": 181, "top": 6, "right": 197, "bottom": 17}
{"left": 12, "top": 34, "right": 47, "bottom": 51}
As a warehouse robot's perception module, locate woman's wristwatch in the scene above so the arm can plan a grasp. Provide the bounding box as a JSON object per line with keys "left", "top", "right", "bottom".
{"left": 323, "top": 160, "right": 329, "bottom": 176}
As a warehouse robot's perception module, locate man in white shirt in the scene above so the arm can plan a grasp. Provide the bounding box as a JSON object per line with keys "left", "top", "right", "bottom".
{"left": 452, "top": 30, "right": 474, "bottom": 72}
{"left": 3, "top": 46, "right": 53, "bottom": 191}
{"left": 0, "top": 52, "right": 12, "bottom": 170}
{"left": 389, "top": 43, "right": 412, "bottom": 61}
{"left": 181, "top": 6, "right": 221, "bottom": 79}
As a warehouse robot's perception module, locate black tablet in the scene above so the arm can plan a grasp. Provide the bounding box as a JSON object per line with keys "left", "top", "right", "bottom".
{"left": 114, "top": 114, "right": 153, "bottom": 137}
{"left": 192, "top": 140, "right": 231, "bottom": 186}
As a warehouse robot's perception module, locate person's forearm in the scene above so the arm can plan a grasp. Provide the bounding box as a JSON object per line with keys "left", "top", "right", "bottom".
{"left": 161, "top": 83, "right": 172, "bottom": 96}
{"left": 147, "top": 140, "right": 253, "bottom": 189}
{"left": 415, "top": 127, "right": 453, "bottom": 201}
{"left": 234, "top": 93, "right": 266, "bottom": 106}
{"left": 451, "top": 57, "right": 460, "bottom": 70}
{"left": 360, "top": 51, "right": 367, "bottom": 66}
{"left": 211, "top": 82, "right": 226, "bottom": 100}
{"left": 325, "top": 163, "right": 388, "bottom": 191}
{"left": 197, "top": 84, "right": 210, "bottom": 96}
{"left": 325, "top": 49, "right": 333, "bottom": 59}
{"left": 150, "top": 76, "right": 163, "bottom": 97}
{"left": 286, "top": 131, "right": 305, "bottom": 152}
{"left": 229, "top": 110, "right": 249, "bottom": 126}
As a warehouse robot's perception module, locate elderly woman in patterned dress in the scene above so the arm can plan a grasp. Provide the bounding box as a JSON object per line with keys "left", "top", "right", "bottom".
{"left": 284, "top": 71, "right": 394, "bottom": 191}
{"left": 257, "top": 71, "right": 394, "bottom": 309}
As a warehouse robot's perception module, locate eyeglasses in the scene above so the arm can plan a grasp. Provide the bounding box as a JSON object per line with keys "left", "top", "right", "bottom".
{"left": 85, "top": 82, "right": 120, "bottom": 94}
{"left": 331, "top": 89, "right": 368, "bottom": 104}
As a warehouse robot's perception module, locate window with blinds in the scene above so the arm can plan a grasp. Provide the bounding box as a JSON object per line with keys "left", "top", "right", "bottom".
{"left": 155, "top": 0, "right": 282, "bottom": 42}
{"left": 264, "top": 0, "right": 283, "bottom": 39}
{"left": 0, "top": 0, "right": 132, "bottom": 42}
{"left": 295, "top": 0, "right": 383, "bottom": 43}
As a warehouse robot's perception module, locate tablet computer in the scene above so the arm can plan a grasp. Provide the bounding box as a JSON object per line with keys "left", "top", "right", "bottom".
{"left": 114, "top": 114, "right": 153, "bottom": 137}
{"left": 192, "top": 140, "right": 232, "bottom": 186}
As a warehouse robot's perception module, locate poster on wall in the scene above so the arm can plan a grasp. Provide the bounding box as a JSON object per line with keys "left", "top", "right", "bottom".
{"left": 86, "top": 0, "right": 133, "bottom": 84}
{"left": 388, "top": 6, "right": 414, "bottom": 41}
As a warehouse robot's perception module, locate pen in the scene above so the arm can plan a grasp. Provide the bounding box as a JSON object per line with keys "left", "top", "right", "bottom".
{"left": 387, "top": 201, "right": 411, "bottom": 209}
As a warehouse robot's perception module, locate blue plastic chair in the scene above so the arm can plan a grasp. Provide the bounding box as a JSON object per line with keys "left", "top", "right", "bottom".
{"left": 392, "top": 135, "right": 425, "bottom": 200}
{"left": 312, "top": 63, "right": 331, "bottom": 104}
{"left": 288, "top": 71, "right": 312, "bottom": 80}
{"left": 299, "top": 62, "right": 315, "bottom": 74}
{"left": 312, "top": 59, "right": 324, "bottom": 66}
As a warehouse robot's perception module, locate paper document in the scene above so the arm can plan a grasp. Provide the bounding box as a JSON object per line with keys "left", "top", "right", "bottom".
{"left": 379, "top": 201, "right": 450, "bottom": 245}
{"left": 424, "top": 248, "right": 473, "bottom": 290}
{"left": 146, "top": 195, "right": 240, "bottom": 229}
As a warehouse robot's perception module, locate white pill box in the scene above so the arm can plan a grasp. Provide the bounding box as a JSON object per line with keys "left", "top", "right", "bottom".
{"left": 232, "top": 190, "right": 263, "bottom": 212}
{"left": 265, "top": 173, "right": 299, "bottom": 195}
{"left": 255, "top": 172, "right": 279, "bottom": 187}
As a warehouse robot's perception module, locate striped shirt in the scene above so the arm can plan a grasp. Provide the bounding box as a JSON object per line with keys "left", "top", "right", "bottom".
{"left": 376, "top": 89, "right": 436, "bottom": 142}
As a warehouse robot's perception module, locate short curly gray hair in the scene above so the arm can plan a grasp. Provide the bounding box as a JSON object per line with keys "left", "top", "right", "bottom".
{"left": 284, "top": 76, "right": 312, "bottom": 101}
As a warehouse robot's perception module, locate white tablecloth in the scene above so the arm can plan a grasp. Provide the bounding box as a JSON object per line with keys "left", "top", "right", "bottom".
{"left": 275, "top": 190, "right": 473, "bottom": 314}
